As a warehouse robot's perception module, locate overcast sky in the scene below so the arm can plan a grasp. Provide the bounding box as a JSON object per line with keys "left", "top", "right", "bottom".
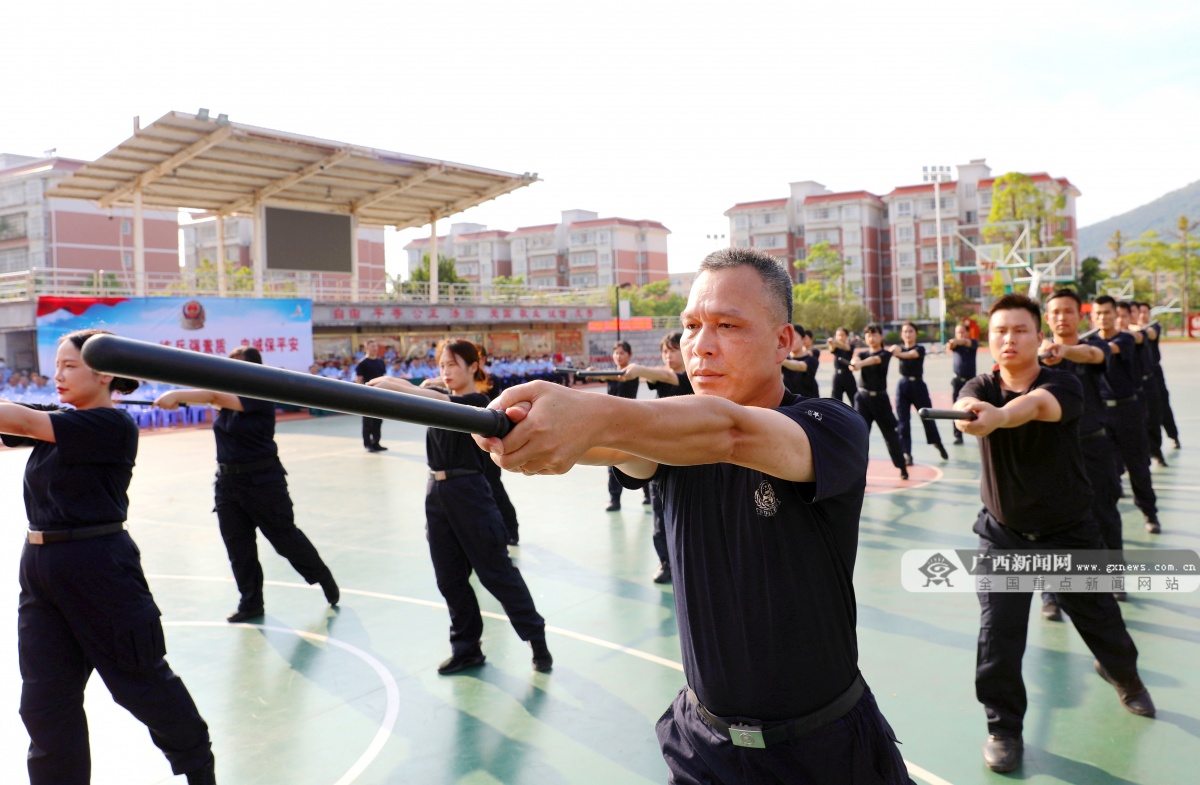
{"left": 6, "top": 0, "right": 1198, "bottom": 274}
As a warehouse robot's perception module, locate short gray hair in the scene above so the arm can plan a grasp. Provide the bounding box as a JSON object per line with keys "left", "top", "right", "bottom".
{"left": 698, "top": 247, "right": 793, "bottom": 324}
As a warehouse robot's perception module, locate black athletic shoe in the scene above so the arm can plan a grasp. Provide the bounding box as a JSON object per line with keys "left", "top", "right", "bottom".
{"left": 1041, "top": 601, "right": 1062, "bottom": 622}
{"left": 530, "top": 638, "right": 553, "bottom": 673}
{"left": 319, "top": 572, "right": 340, "bottom": 606}
{"left": 366, "top": 444, "right": 388, "bottom": 452}
{"left": 1145, "top": 518, "right": 1161, "bottom": 534}
{"left": 507, "top": 536, "right": 520, "bottom": 546}
{"left": 935, "top": 443, "right": 949, "bottom": 460}
{"left": 1155, "top": 455, "right": 1168, "bottom": 468}
{"left": 227, "top": 608, "right": 264, "bottom": 624}
{"left": 605, "top": 502, "right": 620, "bottom": 512}
{"left": 653, "top": 562, "right": 672, "bottom": 584}
{"left": 1173, "top": 437, "right": 1181, "bottom": 450}
{"left": 900, "top": 468, "right": 909, "bottom": 481}
{"left": 438, "top": 651, "right": 486, "bottom": 675}
{"left": 1113, "top": 591, "right": 1128, "bottom": 602}
{"left": 983, "top": 735, "right": 1023, "bottom": 773}
{"left": 953, "top": 436, "right": 964, "bottom": 445}
{"left": 904, "top": 453, "right": 914, "bottom": 466}
{"left": 186, "top": 759, "right": 217, "bottom": 785}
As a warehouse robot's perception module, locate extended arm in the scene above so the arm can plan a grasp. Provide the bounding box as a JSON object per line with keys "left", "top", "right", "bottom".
{"left": 781, "top": 358, "right": 809, "bottom": 372}
{"left": 620, "top": 363, "right": 679, "bottom": 385}
{"left": 955, "top": 388, "right": 1063, "bottom": 437}
{"left": 154, "top": 389, "right": 243, "bottom": 411}
{"left": 0, "top": 402, "right": 55, "bottom": 442}
{"left": 367, "top": 376, "right": 451, "bottom": 401}
{"left": 473, "top": 382, "right": 816, "bottom": 482}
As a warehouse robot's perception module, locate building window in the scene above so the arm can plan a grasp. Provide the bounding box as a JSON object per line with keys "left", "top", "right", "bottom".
{"left": 596, "top": 231, "right": 609, "bottom": 243}
{"left": 734, "top": 216, "right": 748, "bottom": 229}
{"left": 940, "top": 196, "right": 956, "bottom": 211}
{"left": 896, "top": 225, "right": 914, "bottom": 243}
{"left": 899, "top": 301, "right": 916, "bottom": 317}
{"left": 570, "top": 252, "right": 597, "bottom": 268}
{"left": 122, "top": 219, "right": 132, "bottom": 235}
{"left": 899, "top": 277, "right": 915, "bottom": 294}
{"left": 845, "top": 254, "right": 861, "bottom": 269}
{"left": 895, "top": 201, "right": 912, "bottom": 218}
{"left": 530, "top": 255, "right": 556, "bottom": 271}
{"left": 965, "top": 210, "right": 978, "bottom": 224}
{"left": 457, "top": 243, "right": 477, "bottom": 257}
{"left": 122, "top": 252, "right": 133, "bottom": 269}
{"left": 513, "top": 239, "right": 525, "bottom": 251}
{"left": 0, "top": 247, "right": 30, "bottom": 272}
{"left": 0, "top": 213, "right": 27, "bottom": 240}
{"left": 898, "top": 251, "right": 915, "bottom": 267}
{"left": 637, "top": 252, "right": 648, "bottom": 265}
{"left": 979, "top": 191, "right": 992, "bottom": 207}
{"left": 841, "top": 205, "right": 859, "bottom": 221}
{"left": 964, "top": 183, "right": 977, "bottom": 198}
{"left": 842, "top": 227, "right": 859, "bottom": 246}
{"left": 966, "top": 286, "right": 981, "bottom": 299}
{"left": 599, "top": 252, "right": 611, "bottom": 265}
{"left": 570, "top": 273, "right": 598, "bottom": 287}
{"left": 754, "top": 234, "right": 781, "bottom": 249}
{"left": 807, "top": 207, "right": 833, "bottom": 221}
{"left": 456, "top": 263, "right": 479, "bottom": 276}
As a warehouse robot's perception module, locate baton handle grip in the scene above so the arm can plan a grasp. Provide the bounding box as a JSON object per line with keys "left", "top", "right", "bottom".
{"left": 918, "top": 408, "right": 978, "bottom": 421}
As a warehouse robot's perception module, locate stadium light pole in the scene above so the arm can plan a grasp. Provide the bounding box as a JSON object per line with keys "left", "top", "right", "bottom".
{"left": 923, "top": 165, "right": 952, "bottom": 343}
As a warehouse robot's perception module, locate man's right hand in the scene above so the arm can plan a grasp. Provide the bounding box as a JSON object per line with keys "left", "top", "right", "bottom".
{"left": 473, "top": 381, "right": 609, "bottom": 475}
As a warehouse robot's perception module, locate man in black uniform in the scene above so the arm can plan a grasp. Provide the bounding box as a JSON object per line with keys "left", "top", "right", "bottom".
{"left": 476, "top": 248, "right": 910, "bottom": 784}
{"left": 593, "top": 340, "right": 648, "bottom": 512}
{"left": 1094, "top": 296, "right": 1160, "bottom": 533}
{"left": 851, "top": 324, "right": 909, "bottom": 480}
{"left": 355, "top": 339, "right": 388, "bottom": 452}
{"left": 1039, "top": 289, "right": 1124, "bottom": 619}
{"left": 1136, "top": 302, "right": 1180, "bottom": 449}
{"left": 620, "top": 331, "right": 694, "bottom": 583}
{"left": 956, "top": 293, "right": 1153, "bottom": 773}
{"left": 1125, "top": 302, "right": 1167, "bottom": 465}
{"left": 946, "top": 322, "right": 978, "bottom": 445}
{"left": 827, "top": 326, "right": 858, "bottom": 403}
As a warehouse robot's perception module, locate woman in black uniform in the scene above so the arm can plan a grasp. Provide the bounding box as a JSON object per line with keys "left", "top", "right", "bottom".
{"left": 619, "top": 331, "right": 693, "bottom": 584}
{"left": 798, "top": 329, "right": 821, "bottom": 398}
{"left": 890, "top": 321, "right": 949, "bottom": 464}
{"left": 827, "top": 326, "right": 858, "bottom": 403}
{"left": 369, "top": 339, "right": 552, "bottom": 675}
{"left": 1, "top": 330, "right": 215, "bottom": 785}
{"left": 850, "top": 324, "right": 909, "bottom": 480}
{"left": 779, "top": 323, "right": 808, "bottom": 395}
{"left": 154, "top": 346, "right": 339, "bottom": 623}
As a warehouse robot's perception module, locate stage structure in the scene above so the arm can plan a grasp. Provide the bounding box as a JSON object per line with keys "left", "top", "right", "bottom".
{"left": 47, "top": 110, "right": 539, "bottom": 303}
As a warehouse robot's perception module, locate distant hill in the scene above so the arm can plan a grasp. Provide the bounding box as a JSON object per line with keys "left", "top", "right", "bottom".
{"left": 1078, "top": 179, "right": 1200, "bottom": 260}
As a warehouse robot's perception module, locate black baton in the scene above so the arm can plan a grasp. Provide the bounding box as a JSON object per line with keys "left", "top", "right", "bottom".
{"left": 82, "top": 335, "right": 514, "bottom": 438}
{"left": 554, "top": 367, "right": 625, "bottom": 379}
{"left": 918, "top": 408, "right": 978, "bottom": 421}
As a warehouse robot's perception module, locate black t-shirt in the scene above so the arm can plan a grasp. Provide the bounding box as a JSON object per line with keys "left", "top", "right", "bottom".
{"left": 799, "top": 348, "right": 820, "bottom": 397}
{"left": 616, "top": 393, "right": 868, "bottom": 720}
{"left": 647, "top": 372, "right": 694, "bottom": 399}
{"left": 607, "top": 377, "right": 640, "bottom": 399}
{"left": 832, "top": 346, "right": 854, "bottom": 374}
{"left": 1133, "top": 333, "right": 1155, "bottom": 379}
{"left": 1044, "top": 338, "right": 1110, "bottom": 435}
{"left": 2, "top": 406, "right": 137, "bottom": 530}
{"left": 780, "top": 357, "right": 806, "bottom": 395}
{"left": 356, "top": 357, "right": 387, "bottom": 383}
{"left": 961, "top": 368, "right": 1092, "bottom": 533}
{"left": 426, "top": 392, "right": 489, "bottom": 472}
{"left": 1100, "top": 332, "right": 1138, "bottom": 400}
{"left": 214, "top": 396, "right": 278, "bottom": 464}
{"left": 857, "top": 349, "right": 892, "bottom": 392}
{"left": 897, "top": 344, "right": 926, "bottom": 379}
{"left": 1147, "top": 324, "right": 1163, "bottom": 366}
{"left": 952, "top": 340, "right": 978, "bottom": 378}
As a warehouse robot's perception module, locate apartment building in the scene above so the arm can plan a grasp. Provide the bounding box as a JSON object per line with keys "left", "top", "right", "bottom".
{"left": 0, "top": 153, "right": 179, "bottom": 276}
{"left": 406, "top": 209, "right": 671, "bottom": 290}
{"left": 725, "top": 159, "right": 1079, "bottom": 322}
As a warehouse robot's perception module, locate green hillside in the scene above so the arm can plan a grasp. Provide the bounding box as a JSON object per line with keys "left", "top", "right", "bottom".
{"left": 1078, "top": 179, "right": 1200, "bottom": 260}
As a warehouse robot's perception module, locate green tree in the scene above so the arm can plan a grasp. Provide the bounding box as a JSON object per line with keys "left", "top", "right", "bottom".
{"left": 793, "top": 242, "right": 849, "bottom": 301}
{"left": 792, "top": 281, "right": 834, "bottom": 305}
{"left": 1077, "top": 256, "right": 1103, "bottom": 299}
{"left": 1128, "top": 231, "right": 1179, "bottom": 302}
{"left": 195, "top": 257, "right": 256, "bottom": 292}
{"left": 939, "top": 273, "right": 977, "bottom": 323}
{"left": 985, "top": 172, "right": 1068, "bottom": 250}
{"left": 409, "top": 253, "right": 465, "bottom": 284}
{"left": 626, "top": 280, "right": 688, "bottom": 318}
{"left": 1171, "top": 216, "right": 1200, "bottom": 331}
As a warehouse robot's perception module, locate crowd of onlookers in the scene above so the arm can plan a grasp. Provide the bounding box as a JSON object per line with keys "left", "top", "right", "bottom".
{"left": 0, "top": 361, "right": 58, "bottom": 404}
{"left": 307, "top": 345, "right": 574, "bottom": 394}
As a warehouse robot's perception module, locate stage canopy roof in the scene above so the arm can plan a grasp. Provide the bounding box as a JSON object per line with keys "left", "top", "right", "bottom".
{"left": 47, "top": 110, "right": 538, "bottom": 228}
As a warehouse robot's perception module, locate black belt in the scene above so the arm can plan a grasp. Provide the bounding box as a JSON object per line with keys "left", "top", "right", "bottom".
{"left": 218, "top": 457, "right": 281, "bottom": 475}
{"left": 1081, "top": 427, "right": 1108, "bottom": 441}
{"left": 863, "top": 390, "right": 885, "bottom": 397}
{"left": 27, "top": 522, "right": 126, "bottom": 545}
{"left": 1103, "top": 396, "right": 1139, "bottom": 408}
{"left": 954, "top": 375, "right": 970, "bottom": 383}
{"left": 429, "top": 468, "right": 480, "bottom": 481}
{"left": 687, "top": 674, "right": 865, "bottom": 749}
{"left": 903, "top": 376, "right": 923, "bottom": 382}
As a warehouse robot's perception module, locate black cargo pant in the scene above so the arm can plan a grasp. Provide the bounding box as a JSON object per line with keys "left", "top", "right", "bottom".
{"left": 482, "top": 457, "right": 520, "bottom": 543}
{"left": 426, "top": 473, "right": 545, "bottom": 656}
{"left": 974, "top": 509, "right": 1140, "bottom": 738}
{"left": 215, "top": 465, "right": 332, "bottom": 613}
{"left": 1103, "top": 398, "right": 1157, "bottom": 519}
{"left": 1140, "top": 378, "right": 1164, "bottom": 457}
{"left": 362, "top": 416, "right": 383, "bottom": 448}
{"left": 951, "top": 375, "right": 969, "bottom": 440}
{"left": 1156, "top": 371, "right": 1178, "bottom": 440}
{"left": 830, "top": 369, "right": 857, "bottom": 404}
{"left": 18, "top": 532, "right": 212, "bottom": 785}
{"left": 650, "top": 478, "right": 669, "bottom": 566}
{"left": 854, "top": 389, "right": 907, "bottom": 470}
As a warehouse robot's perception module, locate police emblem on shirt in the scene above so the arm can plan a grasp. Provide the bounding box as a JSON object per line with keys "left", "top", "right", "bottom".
{"left": 754, "top": 479, "right": 779, "bottom": 517}
{"left": 804, "top": 409, "right": 823, "bottom": 421}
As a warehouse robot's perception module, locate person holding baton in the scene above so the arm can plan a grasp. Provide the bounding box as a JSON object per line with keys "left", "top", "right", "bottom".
{"left": 154, "top": 346, "right": 340, "bottom": 623}
{"left": 851, "top": 324, "right": 909, "bottom": 480}
{"left": 1, "top": 330, "right": 216, "bottom": 785}
{"left": 890, "top": 322, "right": 948, "bottom": 464}
{"left": 369, "top": 339, "right": 552, "bottom": 675}
{"left": 827, "top": 327, "right": 858, "bottom": 403}
{"left": 955, "top": 294, "right": 1153, "bottom": 773}
{"left": 945, "top": 322, "right": 978, "bottom": 445}
{"left": 1135, "top": 302, "right": 1180, "bottom": 450}
{"left": 589, "top": 341, "right": 650, "bottom": 512}
{"left": 474, "top": 248, "right": 910, "bottom": 784}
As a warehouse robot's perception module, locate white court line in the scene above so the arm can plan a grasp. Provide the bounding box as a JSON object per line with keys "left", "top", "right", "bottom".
{"left": 163, "top": 620, "right": 400, "bottom": 785}
{"left": 865, "top": 464, "right": 946, "bottom": 495}
{"left": 149, "top": 578, "right": 954, "bottom": 785}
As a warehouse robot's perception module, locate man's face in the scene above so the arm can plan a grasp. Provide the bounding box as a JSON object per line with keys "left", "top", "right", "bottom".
{"left": 612, "top": 346, "right": 631, "bottom": 368}
{"left": 680, "top": 266, "right": 790, "bottom": 405}
{"left": 955, "top": 324, "right": 969, "bottom": 341}
{"left": 366, "top": 340, "right": 378, "bottom": 358}
{"left": 1093, "top": 302, "right": 1117, "bottom": 331}
{"left": 1137, "top": 305, "right": 1151, "bottom": 325}
{"left": 1045, "top": 296, "right": 1081, "bottom": 338}
{"left": 1116, "top": 307, "right": 1132, "bottom": 330}
{"left": 989, "top": 308, "right": 1042, "bottom": 369}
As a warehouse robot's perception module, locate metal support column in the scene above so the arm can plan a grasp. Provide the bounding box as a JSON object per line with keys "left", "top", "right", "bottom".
{"left": 133, "top": 185, "right": 146, "bottom": 296}
{"left": 429, "top": 212, "right": 439, "bottom": 305}
{"left": 216, "top": 215, "right": 228, "bottom": 297}
{"left": 252, "top": 203, "right": 265, "bottom": 298}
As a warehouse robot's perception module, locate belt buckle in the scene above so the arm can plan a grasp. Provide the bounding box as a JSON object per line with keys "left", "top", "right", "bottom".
{"left": 27, "top": 531, "right": 44, "bottom": 545}
{"left": 728, "top": 723, "right": 766, "bottom": 749}
{"left": 431, "top": 470, "right": 447, "bottom": 481}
